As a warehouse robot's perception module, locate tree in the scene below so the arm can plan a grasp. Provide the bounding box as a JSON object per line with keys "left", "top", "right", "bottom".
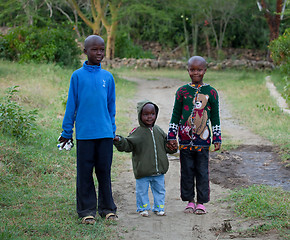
{"left": 0, "top": 0, "right": 54, "bottom": 27}
{"left": 96, "top": 0, "right": 122, "bottom": 59}
{"left": 67, "top": 0, "right": 122, "bottom": 59}
{"left": 54, "top": 1, "right": 83, "bottom": 38}
{"left": 257, "top": 0, "right": 287, "bottom": 41}
{"left": 67, "top": 0, "right": 102, "bottom": 35}
{"left": 224, "top": 0, "right": 269, "bottom": 50}
{"left": 202, "top": 0, "right": 238, "bottom": 52}
{"left": 118, "top": 1, "right": 176, "bottom": 44}
{"left": 178, "top": 0, "right": 205, "bottom": 56}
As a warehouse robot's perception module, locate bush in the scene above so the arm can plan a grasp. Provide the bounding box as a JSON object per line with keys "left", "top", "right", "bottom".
{"left": 115, "top": 33, "right": 155, "bottom": 59}
{"left": 269, "top": 28, "right": 290, "bottom": 76}
{"left": 269, "top": 28, "right": 290, "bottom": 103}
{"left": 0, "top": 26, "right": 81, "bottom": 68}
{"left": 0, "top": 86, "right": 38, "bottom": 139}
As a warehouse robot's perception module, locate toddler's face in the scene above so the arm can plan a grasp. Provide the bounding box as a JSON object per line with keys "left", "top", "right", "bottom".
{"left": 141, "top": 104, "right": 156, "bottom": 127}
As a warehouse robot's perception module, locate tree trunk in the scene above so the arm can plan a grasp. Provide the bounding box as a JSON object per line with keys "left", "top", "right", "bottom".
{"left": 191, "top": 14, "right": 198, "bottom": 56}
{"left": 205, "top": 31, "right": 211, "bottom": 58}
{"left": 182, "top": 14, "right": 190, "bottom": 59}
{"left": 97, "top": 1, "right": 121, "bottom": 59}
{"left": 260, "top": 0, "right": 283, "bottom": 41}
{"left": 106, "top": 29, "right": 114, "bottom": 60}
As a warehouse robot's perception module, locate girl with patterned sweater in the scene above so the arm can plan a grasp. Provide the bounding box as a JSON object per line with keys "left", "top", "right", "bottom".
{"left": 168, "top": 56, "right": 222, "bottom": 215}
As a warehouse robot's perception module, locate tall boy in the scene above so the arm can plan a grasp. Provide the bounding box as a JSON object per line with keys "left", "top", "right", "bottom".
{"left": 168, "top": 56, "right": 222, "bottom": 214}
{"left": 58, "top": 35, "right": 117, "bottom": 223}
{"left": 113, "top": 100, "right": 177, "bottom": 217}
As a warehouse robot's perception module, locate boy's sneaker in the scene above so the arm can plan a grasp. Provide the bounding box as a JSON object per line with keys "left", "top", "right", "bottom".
{"left": 155, "top": 211, "right": 166, "bottom": 216}
{"left": 140, "top": 210, "right": 149, "bottom": 217}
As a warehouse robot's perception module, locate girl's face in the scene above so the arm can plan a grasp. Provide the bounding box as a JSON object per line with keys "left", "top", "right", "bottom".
{"left": 141, "top": 103, "right": 156, "bottom": 128}
{"left": 187, "top": 60, "right": 207, "bottom": 85}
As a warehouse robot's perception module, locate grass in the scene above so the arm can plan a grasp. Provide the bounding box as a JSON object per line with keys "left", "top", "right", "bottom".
{"left": 225, "top": 185, "right": 289, "bottom": 238}
{"left": 0, "top": 60, "right": 289, "bottom": 238}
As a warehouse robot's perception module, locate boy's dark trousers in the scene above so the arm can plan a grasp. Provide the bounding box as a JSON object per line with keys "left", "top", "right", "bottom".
{"left": 180, "top": 147, "right": 210, "bottom": 203}
{"left": 76, "top": 138, "right": 117, "bottom": 218}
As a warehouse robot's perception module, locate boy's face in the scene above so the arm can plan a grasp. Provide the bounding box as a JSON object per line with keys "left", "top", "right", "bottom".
{"left": 84, "top": 38, "right": 105, "bottom": 65}
{"left": 187, "top": 60, "right": 207, "bottom": 85}
{"left": 141, "top": 103, "right": 156, "bottom": 128}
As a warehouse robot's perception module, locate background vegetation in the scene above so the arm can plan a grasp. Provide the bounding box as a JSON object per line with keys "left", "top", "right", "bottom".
{"left": 0, "top": 0, "right": 288, "bottom": 86}
{"left": 0, "top": 0, "right": 289, "bottom": 61}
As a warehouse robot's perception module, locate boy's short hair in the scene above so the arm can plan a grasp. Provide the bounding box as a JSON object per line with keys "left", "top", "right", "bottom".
{"left": 188, "top": 56, "right": 207, "bottom": 68}
{"left": 84, "top": 35, "right": 104, "bottom": 49}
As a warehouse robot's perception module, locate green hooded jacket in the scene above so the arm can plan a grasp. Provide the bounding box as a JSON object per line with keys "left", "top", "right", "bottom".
{"left": 113, "top": 100, "right": 177, "bottom": 179}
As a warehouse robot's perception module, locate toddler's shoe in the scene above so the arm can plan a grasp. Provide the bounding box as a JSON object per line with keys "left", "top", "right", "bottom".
{"left": 155, "top": 211, "right": 166, "bottom": 216}
{"left": 140, "top": 210, "right": 149, "bottom": 217}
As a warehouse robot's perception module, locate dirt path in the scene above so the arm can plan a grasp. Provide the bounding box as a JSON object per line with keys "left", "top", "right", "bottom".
{"left": 112, "top": 76, "right": 284, "bottom": 240}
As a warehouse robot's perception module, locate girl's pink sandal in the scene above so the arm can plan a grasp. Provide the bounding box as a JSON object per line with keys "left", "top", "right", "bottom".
{"left": 184, "top": 202, "right": 196, "bottom": 213}
{"left": 195, "top": 204, "right": 206, "bottom": 215}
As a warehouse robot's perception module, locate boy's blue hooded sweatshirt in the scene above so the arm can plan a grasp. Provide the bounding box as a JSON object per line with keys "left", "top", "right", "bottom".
{"left": 61, "top": 61, "right": 116, "bottom": 140}
{"left": 113, "top": 100, "right": 177, "bottom": 179}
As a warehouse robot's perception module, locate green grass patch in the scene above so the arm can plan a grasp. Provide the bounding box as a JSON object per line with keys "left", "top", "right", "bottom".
{"left": 225, "top": 185, "right": 289, "bottom": 238}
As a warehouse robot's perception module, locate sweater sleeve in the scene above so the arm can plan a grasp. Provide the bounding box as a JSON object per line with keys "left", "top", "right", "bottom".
{"left": 61, "top": 73, "right": 78, "bottom": 139}
{"left": 108, "top": 74, "right": 116, "bottom": 137}
{"left": 158, "top": 127, "right": 177, "bottom": 154}
{"left": 209, "top": 88, "right": 222, "bottom": 144}
{"left": 113, "top": 135, "right": 134, "bottom": 152}
{"left": 168, "top": 87, "right": 183, "bottom": 140}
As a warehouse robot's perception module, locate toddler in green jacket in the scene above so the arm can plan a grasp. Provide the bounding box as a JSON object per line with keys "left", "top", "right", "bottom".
{"left": 113, "top": 100, "right": 177, "bottom": 217}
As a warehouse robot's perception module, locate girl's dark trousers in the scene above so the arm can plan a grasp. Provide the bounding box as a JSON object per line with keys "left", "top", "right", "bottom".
{"left": 180, "top": 147, "right": 210, "bottom": 204}
{"left": 76, "top": 138, "right": 117, "bottom": 218}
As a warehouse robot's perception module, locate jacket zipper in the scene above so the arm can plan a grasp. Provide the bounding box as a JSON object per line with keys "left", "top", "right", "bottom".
{"left": 150, "top": 128, "right": 159, "bottom": 173}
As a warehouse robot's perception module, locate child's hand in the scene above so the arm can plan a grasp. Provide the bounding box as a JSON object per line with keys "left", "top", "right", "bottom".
{"left": 58, "top": 136, "right": 74, "bottom": 150}
{"left": 58, "top": 136, "right": 71, "bottom": 146}
{"left": 214, "top": 142, "right": 221, "bottom": 151}
{"left": 167, "top": 140, "right": 178, "bottom": 151}
{"left": 113, "top": 136, "right": 120, "bottom": 142}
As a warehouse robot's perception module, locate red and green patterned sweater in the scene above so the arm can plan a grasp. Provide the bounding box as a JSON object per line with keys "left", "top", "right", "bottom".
{"left": 168, "top": 83, "right": 222, "bottom": 148}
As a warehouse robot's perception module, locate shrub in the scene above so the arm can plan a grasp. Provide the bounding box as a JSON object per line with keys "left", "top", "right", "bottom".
{"left": 115, "top": 33, "right": 155, "bottom": 59}
{"left": 0, "top": 86, "right": 38, "bottom": 139}
{"left": 0, "top": 26, "right": 81, "bottom": 68}
{"left": 269, "top": 28, "right": 290, "bottom": 76}
{"left": 269, "top": 28, "right": 290, "bottom": 103}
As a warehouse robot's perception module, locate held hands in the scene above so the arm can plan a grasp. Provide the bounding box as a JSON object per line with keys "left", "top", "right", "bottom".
{"left": 113, "top": 136, "right": 120, "bottom": 142}
{"left": 167, "top": 140, "right": 178, "bottom": 151}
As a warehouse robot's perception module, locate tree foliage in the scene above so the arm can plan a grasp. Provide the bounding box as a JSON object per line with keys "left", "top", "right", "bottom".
{"left": 0, "top": 0, "right": 289, "bottom": 60}
{"left": 0, "top": 26, "right": 81, "bottom": 67}
{"left": 269, "top": 27, "right": 289, "bottom": 102}
{"left": 269, "top": 28, "right": 290, "bottom": 76}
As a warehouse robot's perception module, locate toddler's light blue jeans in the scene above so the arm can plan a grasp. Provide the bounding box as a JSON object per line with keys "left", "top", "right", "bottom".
{"left": 136, "top": 174, "right": 165, "bottom": 213}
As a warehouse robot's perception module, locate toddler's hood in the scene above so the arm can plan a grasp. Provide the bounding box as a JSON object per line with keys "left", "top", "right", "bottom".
{"left": 137, "top": 100, "right": 159, "bottom": 127}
